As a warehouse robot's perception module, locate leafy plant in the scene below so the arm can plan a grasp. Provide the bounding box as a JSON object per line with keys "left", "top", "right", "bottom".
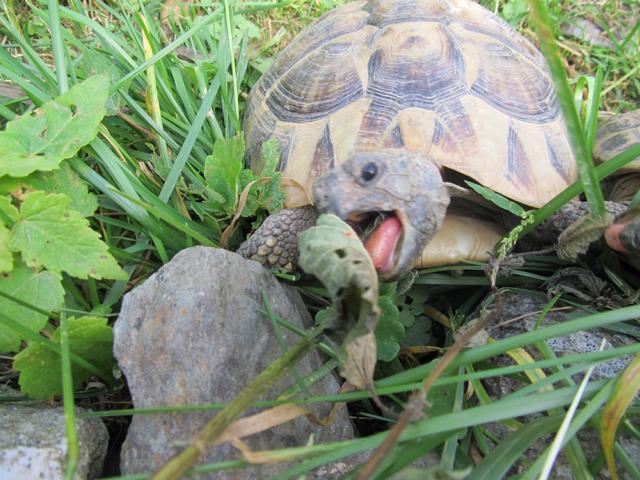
{"left": 0, "top": 76, "right": 125, "bottom": 368}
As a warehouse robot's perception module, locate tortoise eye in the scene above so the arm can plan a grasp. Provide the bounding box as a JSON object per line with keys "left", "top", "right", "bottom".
{"left": 360, "top": 162, "right": 378, "bottom": 182}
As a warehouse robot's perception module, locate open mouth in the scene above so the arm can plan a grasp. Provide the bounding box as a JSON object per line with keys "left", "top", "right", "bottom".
{"left": 346, "top": 210, "right": 405, "bottom": 275}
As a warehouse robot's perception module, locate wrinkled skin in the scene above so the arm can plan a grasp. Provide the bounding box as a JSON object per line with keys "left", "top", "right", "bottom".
{"left": 238, "top": 150, "right": 451, "bottom": 280}
{"left": 605, "top": 209, "right": 640, "bottom": 257}
{"left": 313, "top": 150, "right": 450, "bottom": 279}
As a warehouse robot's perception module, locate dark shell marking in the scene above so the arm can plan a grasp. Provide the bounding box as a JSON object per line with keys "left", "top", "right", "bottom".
{"left": 594, "top": 110, "right": 640, "bottom": 165}
{"left": 244, "top": 0, "right": 577, "bottom": 207}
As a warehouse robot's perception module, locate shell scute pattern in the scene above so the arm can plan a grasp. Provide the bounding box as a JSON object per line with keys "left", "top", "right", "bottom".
{"left": 594, "top": 110, "right": 640, "bottom": 169}
{"left": 244, "top": 0, "right": 577, "bottom": 208}
{"left": 265, "top": 39, "right": 365, "bottom": 122}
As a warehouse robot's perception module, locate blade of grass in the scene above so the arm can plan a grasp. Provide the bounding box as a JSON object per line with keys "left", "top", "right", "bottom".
{"left": 521, "top": 144, "right": 640, "bottom": 237}
{"left": 468, "top": 416, "right": 562, "bottom": 480}
{"left": 522, "top": 378, "right": 615, "bottom": 479}
{"left": 223, "top": 0, "right": 240, "bottom": 126}
{"left": 0, "top": 15, "right": 57, "bottom": 85}
{"left": 276, "top": 380, "right": 612, "bottom": 479}
{"left": 78, "top": 340, "right": 640, "bottom": 420}
{"left": 583, "top": 69, "right": 604, "bottom": 155}
{"left": 59, "top": 313, "right": 79, "bottom": 480}
{"left": 441, "top": 367, "right": 466, "bottom": 470}
{"left": 139, "top": 15, "right": 171, "bottom": 173}
{"left": 158, "top": 75, "right": 221, "bottom": 203}
{"left": 150, "top": 328, "right": 321, "bottom": 480}
{"left": 538, "top": 340, "right": 605, "bottom": 480}
{"left": 528, "top": 0, "right": 605, "bottom": 219}
{"left": 0, "top": 313, "right": 115, "bottom": 383}
{"left": 379, "top": 304, "right": 640, "bottom": 388}
{"left": 48, "top": 0, "right": 68, "bottom": 94}
{"left": 111, "top": 15, "right": 219, "bottom": 93}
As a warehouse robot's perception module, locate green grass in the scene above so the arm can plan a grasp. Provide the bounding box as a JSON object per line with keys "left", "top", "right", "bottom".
{"left": 0, "top": 0, "right": 639, "bottom": 478}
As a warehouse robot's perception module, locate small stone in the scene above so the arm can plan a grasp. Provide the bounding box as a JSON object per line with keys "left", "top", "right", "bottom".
{"left": 114, "top": 247, "right": 356, "bottom": 479}
{"left": 265, "top": 237, "right": 277, "bottom": 248}
{"left": 257, "top": 245, "right": 270, "bottom": 256}
{"left": 0, "top": 388, "right": 108, "bottom": 479}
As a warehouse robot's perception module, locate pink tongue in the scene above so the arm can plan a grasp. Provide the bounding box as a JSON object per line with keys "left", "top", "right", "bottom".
{"left": 364, "top": 216, "right": 402, "bottom": 272}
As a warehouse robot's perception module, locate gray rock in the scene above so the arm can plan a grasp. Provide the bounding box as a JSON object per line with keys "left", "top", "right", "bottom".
{"left": 479, "top": 291, "right": 638, "bottom": 479}
{"left": 484, "top": 291, "right": 634, "bottom": 384}
{"left": 114, "top": 246, "right": 356, "bottom": 479}
{"left": 0, "top": 386, "right": 108, "bottom": 479}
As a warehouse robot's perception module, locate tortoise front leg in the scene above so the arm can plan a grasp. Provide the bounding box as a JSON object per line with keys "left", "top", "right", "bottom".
{"left": 237, "top": 206, "right": 319, "bottom": 271}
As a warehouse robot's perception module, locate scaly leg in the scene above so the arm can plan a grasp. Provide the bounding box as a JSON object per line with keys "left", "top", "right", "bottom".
{"left": 237, "top": 206, "right": 319, "bottom": 271}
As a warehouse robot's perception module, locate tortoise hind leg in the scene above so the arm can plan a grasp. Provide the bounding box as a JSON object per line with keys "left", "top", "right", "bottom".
{"left": 237, "top": 206, "right": 319, "bottom": 271}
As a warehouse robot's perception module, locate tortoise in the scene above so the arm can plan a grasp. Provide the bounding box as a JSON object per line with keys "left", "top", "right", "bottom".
{"left": 597, "top": 109, "right": 640, "bottom": 255}
{"left": 237, "top": 0, "right": 634, "bottom": 279}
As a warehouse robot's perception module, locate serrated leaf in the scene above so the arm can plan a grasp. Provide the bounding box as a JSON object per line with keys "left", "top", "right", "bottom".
{"left": 0, "top": 263, "right": 64, "bottom": 352}
{"left": 239, "top": 138, "right": 284, "bottom": 218}
{"left": 10, "top": 192, "right": 126, "bottom": 280}
{"left": 0, "top": 196, "right": 20, "bottom": 224}
{"left": 259, "top": 138, "right": 280, "bottom": 176}
{"left": 601, "top": 354, "right": 640, "bottom": 480}
{"left": 204, "top": 135, "right": 244, "bottom": 214}
{"left": 375, "top": 295, "right": 404, "bottom": 361}
{"left": 23, "top": 162, "right": 98, "bottom": 216}
{"left": 465, "top": 181, "right": 526, "bottom": 218}
{"left": 298, "top": 214, "right": 379, "bottom": 389}
{"left": 78, "top": 49, "right": 124, "bottom": 115}
{"left": 557, "top": 212, "right": 614, "bottom": 261}
{"left": 0, "top": 75, "right": 110, "bottom": 177}
{"left": 14, "top": 316, "right": 115, "bottom": 399}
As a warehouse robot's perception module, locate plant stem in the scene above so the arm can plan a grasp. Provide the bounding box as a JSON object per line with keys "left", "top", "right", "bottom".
{"left": 529, "top": 0, "right": 605, "bottom": 219}
{"left": 150, "top": 329, "right": 320, "bottom": 480}
{"left": 60, "top": 313, "right": 79, "bottom": 480}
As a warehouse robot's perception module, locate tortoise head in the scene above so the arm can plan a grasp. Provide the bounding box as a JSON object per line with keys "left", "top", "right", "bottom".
{"left": 313, "top": 150, "right": 450, "bottom": 280}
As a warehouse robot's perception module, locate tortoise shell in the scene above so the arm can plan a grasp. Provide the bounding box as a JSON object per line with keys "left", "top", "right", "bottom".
{"left": 594, "top": 109, "right": 640, "bottom": 170}
{"left": 244, "top": 0, "right": 578, "bottom": 209}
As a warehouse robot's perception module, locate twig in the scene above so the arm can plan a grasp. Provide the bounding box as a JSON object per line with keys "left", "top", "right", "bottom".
{"left": 150, "top": 329, "right": 320, "bottom": 480}
{"left": 355, "top": 290, "right": 503, "bottom": 479}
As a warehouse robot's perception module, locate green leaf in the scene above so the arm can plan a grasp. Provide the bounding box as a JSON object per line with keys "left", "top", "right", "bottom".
{"left": 22, "top": 162, "right": 98, "bottom": 216}
{"left": 465, "top": 181, "right": 526, "bottom": 218}
{"left": 0, "top": 75, "right": 110, "bottom": 177}
{"left": 0, "top": 196, "right": 20, "bottom": 225}
{"left": 0, "top": 224, "right": 11, "bottom": 272}
{"left": 375, "top": 295, "right": 404, "bottom": 362}
{"left": 601, "top": 354, "right": 640, "bottom": 480}
{"left": 396, "top": 286, "right": 430, "bottom": 328}
{"left": 0, "top": 177, "right": 22, "bottom": 196}
{"left": 501, "top": 0, "right": 529, "bottom": 25}
{"left": 77, "top": 49, "right": 124, "bottom": 115}
{"left": 14, "top": 316, "right": 115, "bottom": 399}
{"left": 298, "top": 214, "right": 379, "bottom": 389}
{"left": 204, "top": 135, "right": 244, "bottom": 214}
{"left": 557, "top": 212, "right": 614, "bottom": 261}
{"left": 0, "top": 263, "right": 64, "bottom": 353}
{"left": 259, "top": 138, "right": 280, "bottom": 176}
{"left": 10, "top": 191, "right": 126, "bottom": 280}
{"left": 402, "top": 316, "right": 433, "bottom": 347}
{"left": 239, "top": 139, "right": 284, "bottom": 219}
